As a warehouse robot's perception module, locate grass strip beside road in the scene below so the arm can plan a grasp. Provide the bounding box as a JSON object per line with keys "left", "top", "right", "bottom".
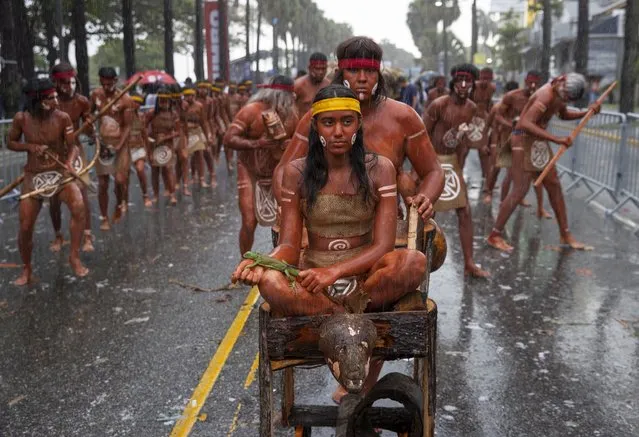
{"left": 170, "top": 286, "right": 260, "bottom": 437}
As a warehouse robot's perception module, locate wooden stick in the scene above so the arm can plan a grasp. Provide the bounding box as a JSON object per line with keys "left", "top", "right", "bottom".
{"left": 534, "top": 81, "right": 618, "bottom": 187}
{"left": 0, "top": 175, "right": 24, "bottom": 198}
{"left": 73, "top": 76, "right": 142, "bottom": 140}
{"left": 407, "top": 204, "right": 419, "bottom": 250}
{"left": 43, "top": 150, "right": 93, "bottom": 190}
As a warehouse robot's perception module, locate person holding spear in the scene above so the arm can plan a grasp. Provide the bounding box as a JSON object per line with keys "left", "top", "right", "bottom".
{"left": 486, "top": 73, "right": 603, "bottom": 252}
{"left": 8, "top": 78, "right": 88, "bottom": 285}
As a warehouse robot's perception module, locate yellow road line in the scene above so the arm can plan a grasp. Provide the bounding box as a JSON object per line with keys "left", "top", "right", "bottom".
{"left": 243, "top": 352, "right": 260, "bottom": 389}
{"left": 170, "top": 286, "right": 260, "bottom": 437}
{"left": 226, "top": 402, "right": 243, "bottom": 436}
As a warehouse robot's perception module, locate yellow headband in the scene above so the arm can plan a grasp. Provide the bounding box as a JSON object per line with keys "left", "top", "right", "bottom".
{"left": 196, "top": 83, "right": 212, "bottom": 89}
{"left": 182, "top": 89, "right": 196, "bottom": 96}
{"left": 311, "top": 97, "right": 361, "bottom": 117}
{"left": 211, "top": 86, "right": 221, "bottom": 92}
{"left": 131, "top": 96, "right": 144, "bottom": 103}
{"left": 157, "top": 93, "right": 172, "bottom": 99}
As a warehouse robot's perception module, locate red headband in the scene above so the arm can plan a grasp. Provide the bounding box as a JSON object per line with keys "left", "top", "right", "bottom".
{"left": 526, "top": 74, "right": 541, "bottom": 82}
{"left": 338, "top": 58, "right": 381, "bottom": 70}
{"left": 27, "top": 87, "right": 56, "bottom": 97}
{"left": 453, "top": 71, "right": 474, "bottom": 81}
{"left": 257, "top": 83, "right": 294, "bottom": 92}
{"left": 309, "top": 60, "right": 327, "bottom": 67}
{"left": 52, "top": 70, "right": 76, "bottom": 80}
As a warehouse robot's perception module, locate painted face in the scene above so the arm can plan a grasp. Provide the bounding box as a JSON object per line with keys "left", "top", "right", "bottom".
{"left": 158, "top": 97, "right": 171, "bottom": 110}
{"left": 196, "top": 87, "right": 208, "bottom": 98}
{"left": 55, "top": 77, "right": 76, "bottom": 98}
{"left": 40, "top": 92, "right": 59, "bottom": 111}
{"left": 184, "top": 94, "right": 195, "bottom": 104}
{"left": 341, "top": 68, "right": 379, "bottom": 102}
{"left": 100, "top": 77, "right": 117, "bottom": 93}
{"left": 309, "top": 64, "right": 327, "bottom": 83}
{"left": 435, "top": 78, "right": 446, "bottom": 90}
{"left": 452, "top": 77, "right": 472, "bottom": 99}
{"left": 314, "top": 109, "right": 361, "bottom": 155}
{"left": 524, "top": 77, "right": 541, "bottom": 95}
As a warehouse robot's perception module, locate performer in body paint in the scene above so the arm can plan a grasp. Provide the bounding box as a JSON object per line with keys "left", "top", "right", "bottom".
{"left": 425, "top": 75, "right": 449, "bottom": 109}
{"left": 213, "top": 78, "right": 235, "bottom": 172}
{"left": 223, "top": 75, "right": 299, "bottom": 255}
{"left": 483, "top": 73, "right": 549, "bottom": 218}
{"left": 486, "top": 73, "right": 601, "bottom": 252}
{"left": 238, "top": 80, "right": 251, "bottom": 107}
{"left": 467, "top": 67, "right": 496, "bottom": 177}
{"left": 129, "top": 93, "right": 152, "bottom": 207}
{"left": 48, "top": 62, "right": 95, "bottom": 253}
{"left": 274, "top": 36, "right": 444, "bottom": 223}
{"left": 90, "top": 67, "right": 134, "bottom": 230}
{"left": 9, "top": 78, "right": 88, "bottom": 285}
{"left": 232, "top": 86, "right": 427, "bottom": 402}
{"left": 178, "top": 85, "right": 213, "bottom": 193}
{"left": 146, "top": 87, "right": 180, "bottom": 205}
{"left": 194, "top": 81, "right": 217, "bottom": 187}
{"left": 293, "top": 52, "right": 331, "bottom": 115}
{"left": 228, "top": 81, "right": 242, "bottom": 117}
{"left": 423, "top": 64, "right": 490, "bottom": 278}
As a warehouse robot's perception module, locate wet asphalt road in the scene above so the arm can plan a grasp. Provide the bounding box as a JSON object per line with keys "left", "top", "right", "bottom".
{"left": 1, "top": 153, "right": 638, "bottom": 437}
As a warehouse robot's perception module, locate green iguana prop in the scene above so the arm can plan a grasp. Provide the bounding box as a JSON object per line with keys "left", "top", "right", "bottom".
{"left": 242, "top": 251, "right": 300, "bottom": 288}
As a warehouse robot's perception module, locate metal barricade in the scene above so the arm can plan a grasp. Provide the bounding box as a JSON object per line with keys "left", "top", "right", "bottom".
{"left": 548, "top": 110, "right": 627, "bottom": 205}
{"left": 0, "top": 118, "right": 27, "bottom": 202}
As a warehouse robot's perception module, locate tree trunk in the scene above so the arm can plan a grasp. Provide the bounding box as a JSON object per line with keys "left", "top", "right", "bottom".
{"left": 55, "top": 0, "right": 66, "bottom": 62}
{"left": 272, "top": 22, "right": 279, "bottom": 74}
{"left": 471, "top": 0, "right": 478, "bottom": 63}
{"left": 122, "top": 0, "right": 136, "bottom": 78}
{"left": 620, "top": 0, "right": 638, "bottom": 113}
{"left": 541, "top": 0, "right": 552, "bottom": 80}
{"left": 245, "top": 0, "right": 250, "bottom": 62}
{"left": 164, "top": 0, "right": 175, "bottom": 76}
{"left": 194, "top": 0, "right": 204, "bottom": 80}
{"left": 574, "top": 0, "right": 589, "bottom": 107}
{"left": 12, "top": 0, "right": 34, "bottom": 79}
{"left": 284, "top": 32, "right": 290, "bottom": 76}
{"left": 443, "top": 21, "right": 449, "bottom": 76}
{"left": 72, "top": 0, "right": 89, "bottom": 95}
{"left": 1, "top": 0, "right": 21, "bottom": 115}
{"left": 45, "top": 3, "right": 58, "bottom": 69}
{"left": 256, "top": 0, "right": 262, "bottom": 82}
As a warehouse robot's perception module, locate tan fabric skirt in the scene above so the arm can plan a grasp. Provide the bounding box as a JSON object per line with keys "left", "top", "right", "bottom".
{"left": 434, "top": 154, "right": 468, "bottom": 212}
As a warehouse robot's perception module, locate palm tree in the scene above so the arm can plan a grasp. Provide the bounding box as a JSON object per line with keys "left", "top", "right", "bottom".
{"left": 72, "top": 0, "right": 89, "bottom": 94}
{"left": 620, "top": 0, "right": 638, "bottom": 113}
{"left": 164, "top": 0, "right": 175, "bottom": 76}
{"left": 541, "top": 0, "right": 552, "bottom": 80}
{"left": 122, "top": 0, "right": 136, "bottom": 77}
{"left": 194, "top": 0, "right": 204, "bottom": 80}
{"left": 574, "top": 0, "right": 588, "bottom": 75}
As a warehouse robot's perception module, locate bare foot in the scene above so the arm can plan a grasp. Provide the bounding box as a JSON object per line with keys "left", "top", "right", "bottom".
{"left": 149, "top": 196, "right": 158, "bottom": 204}
{"left": 519, "top": 199, "right": 531, "bottom": 207}
{"left": 112, "top": 205, "right": 123, "bottom": 224}
{"left": 536, "top": 208, "right": 552, "bottom": 219}
{"left": 183, "top": 187, "right": 192, "bottom": 197}
{"left": 465, "top": 264, "right": 491, "bottom": 278}
{"left": 143, "top": 196, "right": 153, "bottom": 208}
{"left": 331, "top": 384, "right": 348, "bottom": 405}
{"left": 560, "top": 233, "right": 591, "bottom": 250}
{"left": 486, "top": 232, "right": 514, "bottom": 252}
{"left": 82, "top": 233, "right": 95, "bottom": 252}
{"left": 170, "top": 195, "right": 178, "bottom": 205}
{"left": 14, "top": 266, "right": 32, "bottom": 286}
{"left": 200, "top": 179, "right": 210, "bottom": 188}
{"left": 99, "top": 218, "right": 111, "bottom": 231}
{"left": 50, "top": 234, "right": 64, "bottom": 252}
{"left": 69, "top": 257, "right": 89, "bottom": 277}
{"left": 163, "top": 190, "right": 170, "bottom": 197}
{"left": 210, "top": 176, "right": 218, "bottom": 188}
{"left": 482, "top": 193, "right": 492, "bottom": 205}
{"left": 227, "top": 163, "right": 234, "bottom": 173}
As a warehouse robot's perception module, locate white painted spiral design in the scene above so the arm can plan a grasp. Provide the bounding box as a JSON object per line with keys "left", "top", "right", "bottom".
{"left": 328, "top": 239, "right": 351, "bottom": 251}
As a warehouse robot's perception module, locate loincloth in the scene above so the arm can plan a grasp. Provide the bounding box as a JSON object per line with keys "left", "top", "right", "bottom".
{"left": 519, "top": 134, "right": 553, "bottom": 173}
{"left": 150, "top": 144, "right": 175, "bottom": 167}
{"left": 434, "top": 154, "right": 467, "bottom": 212}
{"left": 496, "top": 136, "right": 512, "bottom": 168}
{"left": 186, "top": 126, "right": 207, "bottom": 156}
{"left": 467, "top": 115, "right": 488, "bottom": 149}
{"left": 96, "top": 139, "right": 130, "bottom": 176}
{"left": 130, "top": 146, "right": 147, "bottom": 163}
{"left": 22, "top": 170, "right": 71, "bottom": 200}
{"left": 253, "top": 178, "right": 278, "bottom": 227}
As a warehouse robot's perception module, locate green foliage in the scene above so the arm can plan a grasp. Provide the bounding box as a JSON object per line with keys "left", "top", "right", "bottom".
{"left": 89, "top": 38, "right": 166, "bottom": 85}
{"left": 494, "top": 10, "right": 527, "bottom": 74}
{"left": 379, "top": 39, "right": 418, "bottom": 70}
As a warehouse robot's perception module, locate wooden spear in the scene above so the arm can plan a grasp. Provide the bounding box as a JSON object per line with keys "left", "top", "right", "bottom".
{"left": 534, "top": 81, "right": 618, "bottom": 187}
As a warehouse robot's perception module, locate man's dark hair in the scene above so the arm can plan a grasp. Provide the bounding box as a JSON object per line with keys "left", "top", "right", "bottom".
{"left": 333, "top": 36, "right": 387, "bottom": 104}
{"left": 309, "top": 52, "right": 328, "bottom": 63}
{"left": 449, "top": 63, "right": 479, "bottom": 91}
{"left": 271, "top": 74, "right": 294, "bottom": 87}
{"left": 51, "top": 62, "right": 75, "bottom": 76}
{"left": 23, "top": 77, "right": 56, "bottom": 113}
{"left": 296, "top": 69, "right": 307, "bottom": 79}
{"left": 98, "top": 67, "right": 117, "bottom": 79}
{"left": 505, "top": 81, "right": 519, "bottom": 92}
{"left": 526, "top": 70, "right": 542, "bottom": 80}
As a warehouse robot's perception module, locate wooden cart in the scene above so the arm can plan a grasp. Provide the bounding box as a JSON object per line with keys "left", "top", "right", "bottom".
{"left": 259, "top": 218, "right": 439, "bottom": 436}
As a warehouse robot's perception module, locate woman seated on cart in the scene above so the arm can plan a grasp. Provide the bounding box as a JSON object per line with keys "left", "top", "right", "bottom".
{"left": 232, "top": 85, "right": 426, "bottom": 317}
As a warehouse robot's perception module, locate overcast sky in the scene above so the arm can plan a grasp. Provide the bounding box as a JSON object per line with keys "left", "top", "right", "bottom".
{"left": 173, "top": 0, "right": 494, "bottom": 81}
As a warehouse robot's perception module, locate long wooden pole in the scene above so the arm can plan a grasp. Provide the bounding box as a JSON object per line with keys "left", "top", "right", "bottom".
{"left": 534, "top": 81, "right": 617, "bottom": 187}
{"left": 0, "top": 77, "right": 141, "bottom": 196}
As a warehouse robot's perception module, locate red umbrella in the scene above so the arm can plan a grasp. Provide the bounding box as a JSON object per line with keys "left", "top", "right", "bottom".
{"left": 126, "top": 70, "right": 177, "bottom": 86}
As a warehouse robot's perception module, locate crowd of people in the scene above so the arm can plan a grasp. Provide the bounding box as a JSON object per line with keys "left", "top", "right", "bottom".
{"left": 6, "top": 35, "right": 600, "bottom": 311}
